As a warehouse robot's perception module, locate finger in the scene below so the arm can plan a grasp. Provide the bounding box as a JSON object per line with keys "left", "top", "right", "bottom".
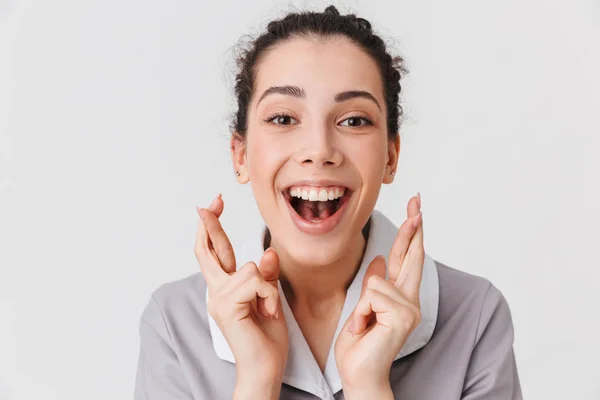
{"left": 387, "top": 212, "right": 422, "bottom": 281}
{"left": 207, "top": 193, "right": 224, "bottom": 218}
{"left": 257, "top": 248, "right": 280, "bottom": 318}
{"left": 360, "top": 255, "right": 386, "bottom": 296}
{"left": 388, "top": 194, "right": 422, "bottom": 282}
{"left": 394, "top": 214, "right": 424, "bottom": 304}
{"left": 196, "top": 206, "right": 236, "bottom": 274}
{"left": 231, "top": 262, "right": 280, "bottom": 317}
{"left": 194, "top": 211, "right": 227, "bottom": 287}
{"left": 365, "top": 274, "right": 406, "bottom": 305}
{"left": 353, "top": 289, "right": 397, "bottom": 334}
{"left": 347, "top": 256, "right": 386, "bottom": 334}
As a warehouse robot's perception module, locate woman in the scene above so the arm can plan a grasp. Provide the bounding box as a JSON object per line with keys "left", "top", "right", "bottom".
{"left": 134, "top": 6, "right": 522, "bottom": 400}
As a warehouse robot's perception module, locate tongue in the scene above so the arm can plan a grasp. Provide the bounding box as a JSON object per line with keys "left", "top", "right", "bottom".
{"left": 297, "top": 200, "right": 334, "bottom": 221}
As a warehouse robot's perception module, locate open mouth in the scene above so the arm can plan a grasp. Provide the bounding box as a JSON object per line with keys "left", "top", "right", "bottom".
{"left": 282, "top": 185, "right": 352, "bottom": 223}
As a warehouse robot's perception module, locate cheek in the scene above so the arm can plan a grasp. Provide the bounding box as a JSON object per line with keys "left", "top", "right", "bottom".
{"left": 246, "top": 135, "right": 288, "bottom": 191}
{"left": 348, "top": 138, "right": 388, "bottom": 180}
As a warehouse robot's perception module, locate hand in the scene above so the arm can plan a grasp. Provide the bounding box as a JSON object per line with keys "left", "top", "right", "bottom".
{"left": 194, "top": 194, "right": 289, "bottom": 398}
{"left": 334, "top": 194, "right": 424, "bottom": 399}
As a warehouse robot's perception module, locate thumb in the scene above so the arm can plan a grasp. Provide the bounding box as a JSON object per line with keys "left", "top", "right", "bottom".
{"left": 258, "top": 247, "right": 280, "bottom": 287}
{"left": 257, "top": 248, "right": 281, "bottom": 320}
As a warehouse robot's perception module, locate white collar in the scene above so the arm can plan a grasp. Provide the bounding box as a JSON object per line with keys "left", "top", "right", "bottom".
{"left": 207, "top": 210, "right": 439, "bottom": 400}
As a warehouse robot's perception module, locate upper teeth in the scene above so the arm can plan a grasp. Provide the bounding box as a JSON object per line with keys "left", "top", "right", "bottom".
{"left": 289, "top": 186, "right": 346, "bottom": 201}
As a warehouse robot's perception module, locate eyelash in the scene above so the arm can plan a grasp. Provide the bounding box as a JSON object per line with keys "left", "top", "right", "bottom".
{"left": 264, "top": 112, "right": 374, "bottom": 127}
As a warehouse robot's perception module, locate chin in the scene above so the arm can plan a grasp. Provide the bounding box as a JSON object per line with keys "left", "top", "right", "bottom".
{"left": 280, "top": 235, "right": 350, "bottom": 269}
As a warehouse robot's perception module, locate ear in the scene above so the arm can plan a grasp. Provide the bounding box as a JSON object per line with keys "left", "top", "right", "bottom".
{"left": 383, "top": 133, "right": 400, "bottom": 184}
{"left": 230, "top": 132, "right": 250, "bottom": 184}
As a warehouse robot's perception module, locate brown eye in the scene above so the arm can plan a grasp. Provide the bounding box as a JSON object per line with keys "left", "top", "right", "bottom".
{"left": 339, "top": 116, "right": 373, "bottom": 127}
{"left": 265, "top": 113, "right": 298, "bottom": 126}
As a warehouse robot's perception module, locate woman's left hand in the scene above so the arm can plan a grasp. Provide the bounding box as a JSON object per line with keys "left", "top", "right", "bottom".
{"left": 334, "top": 194, "right": 424, "bottom": 399}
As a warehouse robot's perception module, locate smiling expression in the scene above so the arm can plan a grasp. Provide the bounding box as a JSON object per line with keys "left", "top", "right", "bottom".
{"left": 231, "top": 35, "right": 399, "bottom": 268}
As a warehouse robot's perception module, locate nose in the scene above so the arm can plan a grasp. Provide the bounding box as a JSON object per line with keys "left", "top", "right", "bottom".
{"left": 294, "top": 123, "right": 343, "bottom": 168}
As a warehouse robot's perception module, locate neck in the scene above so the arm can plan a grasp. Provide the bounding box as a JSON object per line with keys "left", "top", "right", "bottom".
{"left": 265, "top": 220, "right": 370, "bottom": 313}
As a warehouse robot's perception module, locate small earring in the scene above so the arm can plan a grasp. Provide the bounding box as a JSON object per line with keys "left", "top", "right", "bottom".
{"left": 235, "top": 171, "right": 240, "bottom": 176}
{"left": 390, "top": 171, "right": 395, "bottom": 177}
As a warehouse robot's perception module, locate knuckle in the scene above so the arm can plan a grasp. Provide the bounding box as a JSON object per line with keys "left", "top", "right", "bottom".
{"left": 396, "top": 306, "right": 421, "bottom": 331}
{"left": 367, "top": 274, "right": 383, "bottom": 288}
{"left": 414, "top": 298, "right": 422, "bottom": 310}
{"left": 364, "top": 288, "right": 377, "bottom": 301}
{"left": 414, "top": 309, "right": 422, "bottom": 326}
{"left": 239, "top": 266, "right": 262, "bottom": 285}
{"left": 397, "top": 316, "right": 413, "bottom": 332}
{"left": 248, "top": 274, "right": 262, "bottom": 286}
{"left": 239, "top": 262, "right": 259, "bottom": 277}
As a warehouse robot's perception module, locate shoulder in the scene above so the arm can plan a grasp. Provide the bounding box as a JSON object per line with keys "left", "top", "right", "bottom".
{"left": 435, "top": 259, "right": 494, "bottom": 300}
{"left": 139, "top": 272, "right": 209, "bottom": 337}
{"left": 150, "top": 272, "right": 208, "bottom": 310}
{"left": 431, "top": 261, "right": 521, "bottom": 398}
{"left": 432, "top": 259, "right": 514, "bottom": 341}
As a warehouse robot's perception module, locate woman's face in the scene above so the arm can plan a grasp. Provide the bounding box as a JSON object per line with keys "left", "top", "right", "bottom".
{"left": 232, "top": 35, "right": 399, "bottom": 268}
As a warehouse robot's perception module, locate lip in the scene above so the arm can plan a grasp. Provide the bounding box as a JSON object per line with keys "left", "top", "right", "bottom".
{"left": 281, "top": 180, "right": 353, "bottom": 235}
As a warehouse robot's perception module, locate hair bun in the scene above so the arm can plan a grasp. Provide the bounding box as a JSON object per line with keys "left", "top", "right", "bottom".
{"left": 267, "top": 20, "right": 284, "bottom": 36}
{"left": 324, "top": 5, "right": 340, "bottom": 16}
{"left": 355, "top": 17, "right": 371, "bottom": 31}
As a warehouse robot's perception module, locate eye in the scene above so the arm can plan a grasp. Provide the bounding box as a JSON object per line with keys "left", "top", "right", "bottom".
{"left": 339, "top": 116, "right": 374, "bottom": 128}
{"left": 264, "top": 113, "right": 298, "bottom": 126}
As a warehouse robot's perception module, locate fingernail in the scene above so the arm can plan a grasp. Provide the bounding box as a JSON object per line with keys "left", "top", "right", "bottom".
{"left": 412, "top": 212, "right": 422, "bottom": 228}
{"left": 265, "top": 247, "right": 277, "bottom": 255}
{"left": 417, "top": 192, "right": 421, "bottom": 208}
{"left": 209, "top": 193, "right": 221, "bottom": 208}
{"left": 196, "top": 207, "right": 205, "bottom": 221}
{"left": 348, "top": 320, "right": 355, "bottom": 335}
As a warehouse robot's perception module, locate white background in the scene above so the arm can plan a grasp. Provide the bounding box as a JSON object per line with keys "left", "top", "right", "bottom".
{"left": 1, "top": 0, "right": 599, "bottom": 399}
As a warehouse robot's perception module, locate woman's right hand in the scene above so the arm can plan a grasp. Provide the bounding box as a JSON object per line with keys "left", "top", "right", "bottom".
{"left": 194, "top": 194, "right": 289, "bottom": 399}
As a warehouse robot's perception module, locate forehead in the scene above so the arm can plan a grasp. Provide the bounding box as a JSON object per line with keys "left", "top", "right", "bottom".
{"left": 253, "top": 35, "right": 384, "bottom": 103}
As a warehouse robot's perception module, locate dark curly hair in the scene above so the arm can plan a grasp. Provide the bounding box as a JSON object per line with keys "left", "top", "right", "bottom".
{"left": 230, "top": 5, "right": 408, "bottom": 140}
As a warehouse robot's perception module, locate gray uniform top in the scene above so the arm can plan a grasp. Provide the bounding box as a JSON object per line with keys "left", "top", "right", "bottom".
{"left": 134, "top": 210, "right": 522, "bottom": 399}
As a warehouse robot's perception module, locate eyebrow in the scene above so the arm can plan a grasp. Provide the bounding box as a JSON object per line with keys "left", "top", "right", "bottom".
{"left": 256, "top": 85, "right": 382, "bottom": 111}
